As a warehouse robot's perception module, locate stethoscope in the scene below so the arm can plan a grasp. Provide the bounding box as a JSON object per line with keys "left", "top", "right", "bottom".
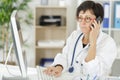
{"left": 68, "top": 33, "right": 83, "bottom": 73}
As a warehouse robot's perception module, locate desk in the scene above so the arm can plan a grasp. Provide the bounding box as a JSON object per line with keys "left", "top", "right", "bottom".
{"left": 0, "top": 64, "right": 120, "bottom": 80}
{"left": 0, "top": 64, "right": 38, "bottom": 80}
{"left": 0, "top": 64, "right": 75, "bottom": 80}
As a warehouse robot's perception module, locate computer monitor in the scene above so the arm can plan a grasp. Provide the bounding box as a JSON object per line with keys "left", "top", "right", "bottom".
{"left": 10, "top": 10, "right": 27, "bottom": 78}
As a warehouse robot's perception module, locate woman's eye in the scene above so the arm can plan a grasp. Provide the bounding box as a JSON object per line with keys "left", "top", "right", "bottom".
{"left": 86, "top": 17, "right": 91, "bottom": 22}
{"left": 78, "top": 17, "right": 83, "bottom": 21}
{"left": 86, "top": 17, "right": 90, "bottom": 20}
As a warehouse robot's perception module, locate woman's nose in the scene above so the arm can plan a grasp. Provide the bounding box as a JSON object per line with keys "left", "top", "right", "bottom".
{"left": 81, "top": 20, "right": 86, "bottom": 25}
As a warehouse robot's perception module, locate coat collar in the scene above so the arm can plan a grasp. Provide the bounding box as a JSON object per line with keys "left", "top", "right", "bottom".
{"left": 77, "top": 29, "right": 103, "bottom": 46}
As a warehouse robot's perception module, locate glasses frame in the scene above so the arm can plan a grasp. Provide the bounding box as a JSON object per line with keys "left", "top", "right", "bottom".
{"left": 77, "top": 16, "right": 95, "bottom": 23}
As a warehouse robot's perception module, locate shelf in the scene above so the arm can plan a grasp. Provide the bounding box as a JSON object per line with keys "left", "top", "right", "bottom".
{"left": 36, "top": 46, "right": 64, "bottom": 49}
{"left": 110, "top": 28, "right": 120, "bottom": 31}
{"left": 36, "top": 26, "right": 66, "bottom": 29}
{"left": 102, "top": 28, "right": 109, "bottom": 31}
{"left": 37, "top": 40, "right": 65, "bottom": 48}
{"left": 36, "top": 6, "right": 67, "bottom": 9}
{"left": 35, "top": 6, "right": 67, "bottom": 65}
{"left": 102, "top": 28, "right": 120, "bottom": 31}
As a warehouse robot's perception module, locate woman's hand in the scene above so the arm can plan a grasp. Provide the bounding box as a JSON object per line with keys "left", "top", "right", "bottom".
{"left": 89, "top": 20, "right": 100, "bottom": 45}
{"left": 43, "top": 66, "right": 63, "bottom": 77}
{"left": 85, "top": 20, "right": 100, "bottom": 62}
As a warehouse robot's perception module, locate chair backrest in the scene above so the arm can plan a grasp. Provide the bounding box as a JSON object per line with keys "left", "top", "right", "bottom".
{"left": 111, "top": 58, "right": 120, "bottom": 76}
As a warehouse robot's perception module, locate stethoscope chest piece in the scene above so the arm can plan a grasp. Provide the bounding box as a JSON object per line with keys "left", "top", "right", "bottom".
{"left": 68, "top": 66, "right": 74, "bottom": 73}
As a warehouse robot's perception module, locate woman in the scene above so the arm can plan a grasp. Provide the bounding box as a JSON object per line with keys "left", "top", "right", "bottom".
{"left": 44, "top": 0, "right": 117, "bottom": 79}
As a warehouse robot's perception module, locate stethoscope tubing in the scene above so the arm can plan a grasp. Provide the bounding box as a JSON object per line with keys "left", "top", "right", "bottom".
{"left": 69, "top": 33, "right": 83, "bottom": 73}
{"left": 70, "top": 33, "right": 83, "bottom": 66}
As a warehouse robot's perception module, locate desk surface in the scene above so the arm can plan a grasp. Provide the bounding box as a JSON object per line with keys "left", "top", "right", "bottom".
{"left": 0, "top": 64, "right": 120, "bottom": 80}
{"left": 0, "top": 64, "right": 38, "bottom": 80}
{"left": 0, "top": 64, "right": 75, "bottom": 80}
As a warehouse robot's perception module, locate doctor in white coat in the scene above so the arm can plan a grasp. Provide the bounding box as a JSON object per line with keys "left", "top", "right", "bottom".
{"left": 44, "top": 0, "right": 117, "bottom": 78}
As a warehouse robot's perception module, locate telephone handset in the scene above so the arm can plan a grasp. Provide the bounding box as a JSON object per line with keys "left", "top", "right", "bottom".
{"left": 96, "top": 16, "right": 102, "bottom": 23}
{"left": 92, "top": 16, "right": 102, "bottom": 28}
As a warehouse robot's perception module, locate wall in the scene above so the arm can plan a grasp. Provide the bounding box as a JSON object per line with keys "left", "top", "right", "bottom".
{"left": 19, "top": 0, "right": 40, "bottom": 67}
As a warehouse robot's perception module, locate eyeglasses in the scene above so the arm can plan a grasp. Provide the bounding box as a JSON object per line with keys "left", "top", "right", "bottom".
{"left": 77, "top": 16, "right": 95, "bottom": 23}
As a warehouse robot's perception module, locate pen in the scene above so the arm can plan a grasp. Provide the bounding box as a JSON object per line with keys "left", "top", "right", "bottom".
{"left": 93, "top": 75, "right": 97, "bottom": 80}
{"left": 86, "top": 74, "right": 90, "bottom": 80}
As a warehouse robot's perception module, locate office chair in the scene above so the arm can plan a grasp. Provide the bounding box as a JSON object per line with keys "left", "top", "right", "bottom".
{"left": 111, "top": 58, "right": 120, "bottom": 76}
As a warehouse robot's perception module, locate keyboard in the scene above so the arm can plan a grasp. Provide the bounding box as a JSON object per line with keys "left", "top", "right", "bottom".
{"left": 36, "top": 66, "right": 85, "bottom": 80}
{"left": 36, "top": 66, "right": 55, "bottom": 80}
{"left": 36, "top": 66, "right": 83, "bottom": 80}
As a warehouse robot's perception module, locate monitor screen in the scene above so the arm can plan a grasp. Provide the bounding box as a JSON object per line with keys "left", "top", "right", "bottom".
{"left": 10, "top": 10, "right": 27, "bottom": 78}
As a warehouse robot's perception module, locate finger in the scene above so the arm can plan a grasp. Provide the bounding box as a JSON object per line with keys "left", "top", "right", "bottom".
{"left": 51, "top": 70, "right": 56, "bottom": 76}
{"left": 90, "top": 23, "right": 94, "bottom": 30}
{"left": 47, "top": 68, "right": 53, "bottom": 75}
{"left": 94, "top": 20, "right": 100, "bottom": 28}
{"left": 90, "top": 26, "right": 94, "bottom": 30}
{"left": 98, "top": 21, "right": 101, "bottom": 28}
{"left": 43, "top": 68, "right": 50, "bottom": 74}
{"left": 94, "top": 20, "right": 98, "bottom": 24}
{"left": 44, "top": 67, "right": 51, "bottom": 75}
{"left": 54, "top": 71, "right": 61, "bottom": 77}
{"left": 51, "top": 68, "right": 58, "bottom": 76}
{"left": 54, "top": 68, "right": 62, "bottom": 77}
{"left": 52, "top": 71, "right": 58, "bottom": 77}
{"left": 92, "top": 22, "right": 97, "bottom": 29}
{"left": 98, "top": 20, "right": 100, "bottom": 24}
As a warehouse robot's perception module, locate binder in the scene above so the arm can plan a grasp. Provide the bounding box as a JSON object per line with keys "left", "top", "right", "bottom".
{"left": 103, "top": 3, "right": 109, "bottom": 28}
{"left": 114, "top": 2, "right": 120, "bottom": 28}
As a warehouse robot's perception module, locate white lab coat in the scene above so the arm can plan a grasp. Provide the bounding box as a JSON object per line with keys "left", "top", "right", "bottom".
{"left": 52, "top": 30, "right": 117, "bottom": 77}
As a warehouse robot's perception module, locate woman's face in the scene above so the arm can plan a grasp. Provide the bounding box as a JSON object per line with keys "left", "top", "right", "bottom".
{"left": 77, "top": 10, "right": 96, "bottom": 34}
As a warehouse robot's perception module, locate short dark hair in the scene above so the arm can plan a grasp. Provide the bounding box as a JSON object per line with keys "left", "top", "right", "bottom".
{"left": 76, "top": 0, "right": 104, "bottom": 23}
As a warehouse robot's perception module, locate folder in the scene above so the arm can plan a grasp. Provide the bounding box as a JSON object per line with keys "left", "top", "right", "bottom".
{"left": 103, "top": 3, "right": 109, "bottom": 28}
{"left": 114, "top": 2, "right": 120, "bottom": 28}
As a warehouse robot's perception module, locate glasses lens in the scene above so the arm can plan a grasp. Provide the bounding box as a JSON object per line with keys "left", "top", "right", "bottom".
{"left": 78, "top": 16, "right": 93, "bottom": 23}
{"left": 85, "top": 17, "right": 91, "bottom": 23}
{"left": 78, "top": 17, "right": 83, "bottom": 22}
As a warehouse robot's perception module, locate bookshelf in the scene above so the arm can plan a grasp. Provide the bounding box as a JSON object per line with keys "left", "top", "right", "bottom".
{"left": 34, "top": 6, "right": 67, "bottom": 66}
{"left": 90, "top": 0, "right": 120, "bottom": 58}
{"left": 108, "top": 0, "right": 120, "bottom": 58}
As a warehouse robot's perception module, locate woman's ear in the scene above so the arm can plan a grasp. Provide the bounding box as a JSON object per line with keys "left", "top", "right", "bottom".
{"left": 76, "top": 17, "right": 79, "bottom": 21}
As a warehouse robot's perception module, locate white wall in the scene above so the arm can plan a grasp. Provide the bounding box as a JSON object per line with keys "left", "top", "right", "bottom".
{"left": 20, "top": 0, "right": 41, "bottom": 67}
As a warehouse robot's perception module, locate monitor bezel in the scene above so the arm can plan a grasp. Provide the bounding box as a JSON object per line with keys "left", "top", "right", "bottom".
{"left": 10, "top": 10, "right": 27, "bottom": 77}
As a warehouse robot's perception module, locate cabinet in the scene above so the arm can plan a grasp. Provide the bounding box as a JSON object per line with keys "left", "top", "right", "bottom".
{"left": 103, "top": 0, "right": 120, "bottom": 58}
{"left": 35, "top": 6, "right": 67, "bottom": 66}
{"left": 109, "top": 0, "right": 120, "bottom": 58}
